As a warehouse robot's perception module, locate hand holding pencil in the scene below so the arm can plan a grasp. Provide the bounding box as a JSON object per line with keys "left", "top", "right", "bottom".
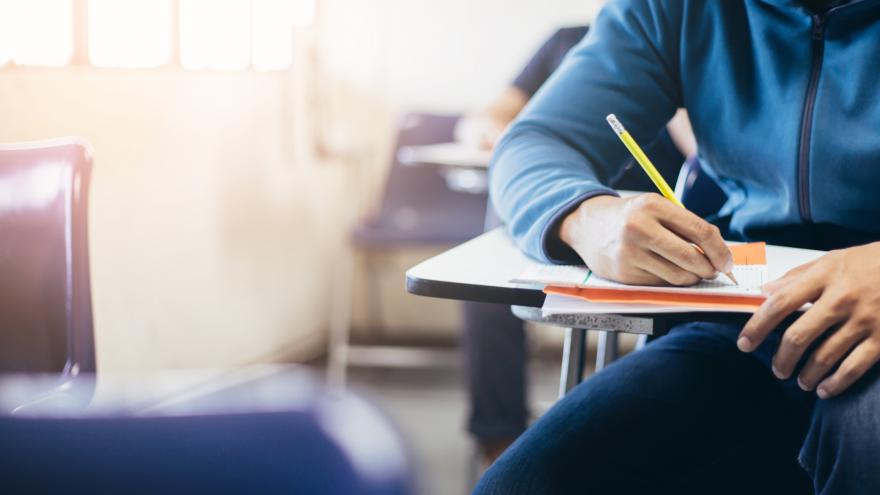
{"left": 557, "top": 115, "right": 735, "bottom": 287}
{"left": 606, "top": 114, "right": 738, "bottom": 285}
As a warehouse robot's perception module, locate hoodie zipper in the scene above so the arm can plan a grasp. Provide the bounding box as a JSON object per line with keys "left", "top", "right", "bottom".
{"left": 797, "top": 14, "right": 826, "bottom": 222}
{"left": 795, "top": 0, "right": 869, "bottom": 221}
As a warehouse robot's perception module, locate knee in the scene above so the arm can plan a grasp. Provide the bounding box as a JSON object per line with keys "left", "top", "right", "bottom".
{"left": 471, "top": 365, "right": 659, "bottom": 495}
{"left": 800, "top": 366, "right": 880, "bottom": 493}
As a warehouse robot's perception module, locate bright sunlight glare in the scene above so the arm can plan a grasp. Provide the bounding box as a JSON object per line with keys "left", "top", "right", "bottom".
{"left": 1, "top": 0, "right": 73, "bottom": 67}
{"left": 252, "top": 0, "right": 294, "bottom": 71}
{"left": 0, "top": 0, "right": 315, "bottom": 70}
{"left": 180, "top": 0, "right": 251, "bottom": 70}
{"left": 89, "top": 0, "right": 172, "bottom": 68}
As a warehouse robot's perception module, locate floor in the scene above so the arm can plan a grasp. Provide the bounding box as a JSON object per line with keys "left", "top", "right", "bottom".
{"left": 347, "top": 355, "right": 569, "bottom": 495}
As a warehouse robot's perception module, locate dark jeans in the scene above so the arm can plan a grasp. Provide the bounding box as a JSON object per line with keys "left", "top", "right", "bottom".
{"left": 474, "top": 321, "right": 880, "bottom": 494}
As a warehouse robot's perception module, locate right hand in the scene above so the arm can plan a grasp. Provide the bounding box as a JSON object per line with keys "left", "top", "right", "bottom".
{"left": 559, "top": 194, "right": 734, "bottom": 286}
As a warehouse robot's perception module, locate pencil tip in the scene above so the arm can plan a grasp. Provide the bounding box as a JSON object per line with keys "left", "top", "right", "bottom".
{"left": 726, "top": 272, "right": 739, "bottom": 285}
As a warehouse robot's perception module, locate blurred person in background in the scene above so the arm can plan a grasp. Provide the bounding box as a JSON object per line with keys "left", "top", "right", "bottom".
{"left": 456, "top": 25, "right": 696, "bottom": 470}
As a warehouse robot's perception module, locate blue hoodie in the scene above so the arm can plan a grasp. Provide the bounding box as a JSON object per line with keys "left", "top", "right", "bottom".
{"left": 490, "top": 0, "right": 880, "bottom": 263}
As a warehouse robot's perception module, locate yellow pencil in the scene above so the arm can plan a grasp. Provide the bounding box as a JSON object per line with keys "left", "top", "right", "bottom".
{"left": 605, "top": 113, "right": 738, "bottom": 285}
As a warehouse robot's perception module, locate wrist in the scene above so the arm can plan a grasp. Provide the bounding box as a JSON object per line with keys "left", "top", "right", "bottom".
{"left": 559, "top": 194, "right": 618, "bottom": 248}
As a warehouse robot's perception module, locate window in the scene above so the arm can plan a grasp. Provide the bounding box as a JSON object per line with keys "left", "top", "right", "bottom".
{"left": 252, "top": 0, "right": 298, "bottom": 71}
{"left": 0, "top": 0, "right": 315, "bottom": 70}
{"left": 0, "top": 0, "right": 74, "bottom": 67}
{"left": 89, "top": 0, "right": 173, "bottom": 68}
{"left": 180, "top": 0, "right": 251, "bottom": 70}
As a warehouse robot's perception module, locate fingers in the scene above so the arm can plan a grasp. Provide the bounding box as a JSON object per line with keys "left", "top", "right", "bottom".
{"left": 739, "top": 269, "right": 826, "bottom": 352}
{"left": 624, "top": 267, "right": 669, "bottom": 286}
{"left": 636, "top": 250, "right": 702, "bottom": 286}
{"left": 771, "top": 296, "right": 848, "bottom": 379}
{"left": 645, "top": 228, "right": 718, "bottom": 280}
{"left": 626, "top": 194, "right": 722, "bottom": 280}
{"left": 763, "top": 259, "right": 820, "bottom": 293}
{"left": 816, "top": 338, "right": 880, "bottom": 399}
{"left": 797, "top": 322, "right": 865, "bottom": 391}
{"left": 653, "top": 198, "right": 732, "bottom": 273}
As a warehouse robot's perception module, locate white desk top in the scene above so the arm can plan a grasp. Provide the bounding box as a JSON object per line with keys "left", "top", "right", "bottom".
{"left": 406, "top": 227, "right": 827, "bottom": 309}
{"left": 407, "top": 228, "right": 531, "bottom": 290}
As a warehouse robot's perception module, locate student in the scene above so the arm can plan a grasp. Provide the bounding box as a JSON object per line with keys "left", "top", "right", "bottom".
{"left": 475, "top": 0, "right": 880, "bottom": 493}
{"left": 456, "top": 25, "right": 695, "bottom": 469}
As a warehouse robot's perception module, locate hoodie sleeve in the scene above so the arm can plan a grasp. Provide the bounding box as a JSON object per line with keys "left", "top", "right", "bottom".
{"left": 489, "top": 0, "right": 684, "bottom": 263}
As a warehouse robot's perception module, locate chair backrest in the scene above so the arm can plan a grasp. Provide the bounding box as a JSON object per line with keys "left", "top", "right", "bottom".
{"left": 674, "top": 155, "right": 727, "bottom": 219}
{"left": 353, "top": 113, "right": 488, "bottom": 246}
{"left": 0, "top": 138, "right": 95, "bottom": 375}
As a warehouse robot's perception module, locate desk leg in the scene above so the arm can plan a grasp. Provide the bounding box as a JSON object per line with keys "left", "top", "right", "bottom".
{"left": 595, "top": 331, "right": 620, "bottom": 373}
{"left": 558, "top": 328, "right": 587, "bottom": 399}
{"left": 327, "top": 247, "right": 355, "bottom": 389}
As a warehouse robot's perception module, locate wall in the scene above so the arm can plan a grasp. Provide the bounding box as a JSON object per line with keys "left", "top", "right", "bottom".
{"left": 0, "top": 65, "right": 345, "bottom": 372}
{"left": 319, "top": 0, "right": 605, "bottom": 112}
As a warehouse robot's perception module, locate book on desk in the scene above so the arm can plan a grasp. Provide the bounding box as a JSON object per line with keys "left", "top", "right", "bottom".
{"left": 511, "top": 241, "right": 826, "bottom": 334}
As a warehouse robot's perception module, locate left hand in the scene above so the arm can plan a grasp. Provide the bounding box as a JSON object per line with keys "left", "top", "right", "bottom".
{"left": 737, "top": 242, "right": 880, "bottom": 399}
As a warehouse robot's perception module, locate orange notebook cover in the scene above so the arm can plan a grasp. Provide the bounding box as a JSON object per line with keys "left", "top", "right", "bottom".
{"left": 544, "top": 286, "right": 765, "bottom": 311}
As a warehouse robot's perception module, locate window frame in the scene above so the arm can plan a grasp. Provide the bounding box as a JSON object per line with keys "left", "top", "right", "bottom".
{"left": 3, "top": 0, "right": 301, "bottom": 72}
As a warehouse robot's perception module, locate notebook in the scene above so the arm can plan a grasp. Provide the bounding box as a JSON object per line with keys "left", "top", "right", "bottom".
{"left": 513, "top": 243, "right": 770, "bottom": 312}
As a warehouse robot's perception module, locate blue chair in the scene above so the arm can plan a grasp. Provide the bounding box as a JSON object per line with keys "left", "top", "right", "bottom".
{"left": 0, "top": 138, "right": 95, "bottom": 376}
{"left": 351, "top": 113, "right": 488, "bottom": 246}
{"left": 0, "top": 141, "right": 413, "bottom": 494}
{"left": 0, "top": 369, "right": 414, "bottom": 495}
{"left": 329, "top": 113, "right": 489, "bottom": 385}
{"left": 675, "top": 154, "right": 727, "bottom": 220}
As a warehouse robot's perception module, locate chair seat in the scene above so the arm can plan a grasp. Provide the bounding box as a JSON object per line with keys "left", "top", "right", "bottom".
{"left": 352, "top": 200, "right": 487, "bottom": 247}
